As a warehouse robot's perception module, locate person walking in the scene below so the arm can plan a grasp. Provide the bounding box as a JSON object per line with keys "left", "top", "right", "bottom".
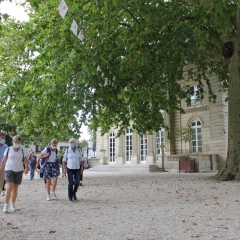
{"left": 27, "top": 151, "right": 37, "bottom": 180}
{"left": 38, "top": 139, "right": 60, "bottom": 201}
{"left": 63, "top": 138, "right": 83, "bottom": 201}
{"left": 0, "top": 132, "right": 8, "bottom": 196}
{"left": 0, "top": 135, "right": 28, "bottom": 212}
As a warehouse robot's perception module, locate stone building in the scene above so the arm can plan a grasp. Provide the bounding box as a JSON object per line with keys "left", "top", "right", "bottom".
{"left": 95, "top": 68, "right": 228, "bottom": 172}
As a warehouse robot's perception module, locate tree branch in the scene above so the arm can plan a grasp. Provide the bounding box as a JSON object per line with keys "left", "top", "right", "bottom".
{"left": 124, "top": 8, "right": 141, "bottom": 25}
{"left": 182, "top": 43, "right": 223, "bottom": 62}
{"left": 119, "top": 22, "right": 131, "bottom": 28}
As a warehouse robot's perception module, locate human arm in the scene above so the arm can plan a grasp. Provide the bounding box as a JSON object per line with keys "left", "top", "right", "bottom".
{"left": 62, "top": 150, "right": 67, "bottom": 176}
{"left": 79, "top": 151, "right": 84, "bottom": 174}
{"left": 23, "top": 157, "right": 28, "bottom": 174}
{"left": 0, "top": 156, "right": 7, "bottom": 176}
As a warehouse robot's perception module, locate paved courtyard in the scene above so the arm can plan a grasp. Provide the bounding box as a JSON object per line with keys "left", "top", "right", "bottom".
{"left": 0, "top": 170, "right": 240, "bottom": 240}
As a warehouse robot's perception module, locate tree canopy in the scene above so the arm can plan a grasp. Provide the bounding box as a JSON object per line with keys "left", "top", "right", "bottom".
{"left": 1, "top": 0, "right": 240, "bottom": 179}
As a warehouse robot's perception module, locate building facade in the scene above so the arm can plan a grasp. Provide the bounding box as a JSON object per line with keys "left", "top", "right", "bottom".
{"left": 95, "top": 70, "right": 228, "bottom": 172}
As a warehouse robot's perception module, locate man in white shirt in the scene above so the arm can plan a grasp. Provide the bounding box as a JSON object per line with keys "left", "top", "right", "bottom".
{"left": 63, "top": 138, "right": 83, "bottom": 201}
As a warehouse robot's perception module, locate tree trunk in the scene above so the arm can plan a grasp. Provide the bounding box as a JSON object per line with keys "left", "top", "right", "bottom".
{"left": 216, "top": 8, "right": 240, "bottom": 180}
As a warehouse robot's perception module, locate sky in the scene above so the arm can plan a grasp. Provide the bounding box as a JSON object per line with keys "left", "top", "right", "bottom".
{"left": 0, "top": 0, "right": 90, "bottom": 140}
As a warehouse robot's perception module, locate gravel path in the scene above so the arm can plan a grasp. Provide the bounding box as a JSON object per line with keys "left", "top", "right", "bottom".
{"left": 0, "top": 171, "right": 240, "bottom": 240}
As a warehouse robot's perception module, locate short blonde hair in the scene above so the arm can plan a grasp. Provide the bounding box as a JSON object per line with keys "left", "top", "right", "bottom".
{"left": 51, "top": 139, "right": 58, "bottom": 145}
{"left": 13, "top": 135, "right": 21, "bottom": 142}
{"left": 69, "top": 138, "right": 78, "bottom": 147}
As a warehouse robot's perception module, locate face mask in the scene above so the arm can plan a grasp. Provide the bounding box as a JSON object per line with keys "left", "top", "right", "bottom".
{"left": 13, "top": 142, "right": 21, "bottom": 148}
{"left": 51, "top": 145, "right": 57, "bottom": 149}
{"left": 69, "top": 143, "right": 75, "bottom": 148}
{"left": 0, "top": 139, "right": 5, "bottom": 144}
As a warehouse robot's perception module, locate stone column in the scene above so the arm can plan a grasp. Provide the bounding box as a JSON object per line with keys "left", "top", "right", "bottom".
{"left": 212, "top": 154, "right": 218, "bottom": 170}
{"left": 146, "top": 134, "right": 155, "bottom": 164}
{"left": 116, "top": 134, "right": 125, "bottom": 164}
{"left": 164, "top": 111, "right": 175, "bottom": 155}
{"left": 131, "top": 132, "right": 139, "bottom": 164}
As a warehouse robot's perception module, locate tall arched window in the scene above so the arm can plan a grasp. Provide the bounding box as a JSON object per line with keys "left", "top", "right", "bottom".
{"left": 191, "top": 120, "right": 202, "bottom": 152}
{"left": 109, "top": 133, "right": 115, "bottom": 162}
{"left": 126, "top": 129, "right": 132, "bottom": 162}
{"left": 156, "top": 129, "right": 164, "bottom": 155}
{"left": 140, "top": 135, "right": 147, "bottom": 162}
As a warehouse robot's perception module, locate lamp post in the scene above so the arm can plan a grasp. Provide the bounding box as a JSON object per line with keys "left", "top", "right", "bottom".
{"left": 160, "top": 143, "right": 165, "bottom": 170}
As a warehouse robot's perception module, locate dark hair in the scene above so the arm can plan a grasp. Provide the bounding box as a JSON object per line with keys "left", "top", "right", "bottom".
{"left": 0, "top": 132, "right": 6, "bottom": 137}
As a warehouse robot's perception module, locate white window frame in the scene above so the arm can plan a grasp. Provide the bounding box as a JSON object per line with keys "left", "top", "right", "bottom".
{"left": 156, "top": 130, "right": 164, "bottom": 157}
{"left": 190, "top": 85, "right": 200, "bottom": 104}
{"left": 109, "top": 133, "right": 115, "bottom": 162}
{"left": 140, "top": 135, "right": 147, "bottom": 163}
{"left": 191, "top": 120, "right": 202, "bottom": 153}
{"left": 125, "top": 129, "right": 132, "bottom": 162}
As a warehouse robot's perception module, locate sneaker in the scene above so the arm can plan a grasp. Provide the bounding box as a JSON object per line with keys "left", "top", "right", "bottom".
{"left": 1, "top": 191, "right": 4, "bottom": 196}
{"left": 47, "top": 195, "right": 51, "bottom": 201}
{"left": 51, "top": 192, "right": 57, "bottom": 200}
{"left": 3, "top": 204, "right": 8, "bottom": 213}
{"left": 10, "top": 204, "right": 17, "bottom": 211}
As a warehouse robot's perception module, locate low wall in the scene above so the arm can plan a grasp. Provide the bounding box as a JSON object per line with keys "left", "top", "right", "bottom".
{"left": 87, "top": 158, "right": 100, "bottom": 168}
{"left": 158, "top": 154, "right": 218, "bottom": 173}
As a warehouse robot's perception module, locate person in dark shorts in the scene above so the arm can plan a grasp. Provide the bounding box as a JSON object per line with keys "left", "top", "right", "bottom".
{"left": 0, "top": 132, "right": 8, "bottom": 196}
{"left": 0, "top": 135, "right": 28, "bottom": 213}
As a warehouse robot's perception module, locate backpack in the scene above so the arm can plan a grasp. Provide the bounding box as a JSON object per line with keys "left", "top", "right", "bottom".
{"left": 42, "top": 147, "right": 58, "bottom": 162}
{"left": 39, "top": 147, "right": 58, "bottom": 173}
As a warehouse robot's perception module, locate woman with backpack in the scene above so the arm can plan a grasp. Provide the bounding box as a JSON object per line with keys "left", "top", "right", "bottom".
{"left": 0, "top": 135, "right": 28, "bottom": 213}
{"left": 37, "top": 139, "right": 60, "bottom": 201}
{"left": 62, "top": 138, "right": 83, "bottom": 201}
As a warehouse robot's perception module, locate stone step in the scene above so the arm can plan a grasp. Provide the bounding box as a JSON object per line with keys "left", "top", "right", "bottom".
{"left": 88, "top": 164, "right": 166, "bottom": 173}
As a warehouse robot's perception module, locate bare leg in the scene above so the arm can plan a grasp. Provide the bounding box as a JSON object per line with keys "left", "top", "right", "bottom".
{"left": 5, "top": 183, "right": 14, "bottom": 204}
{"left": 46, "top": 179, "right": 51, "bottom": 195}
{"left": 11, "top": 184, "right": 19, "bottom": 204}
{"left": 52, "top": 178, "right": 58, "bottom": 192}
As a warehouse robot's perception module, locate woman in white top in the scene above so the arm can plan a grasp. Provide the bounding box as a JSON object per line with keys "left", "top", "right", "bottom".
{"left": 38, "top": 139, "right": 60, "bottom": 201}
{"left": 0, "top": 135, "right": 28, "bottom": 213}
{"left": 63, "top": 138, "right": 83, "bottom": 201}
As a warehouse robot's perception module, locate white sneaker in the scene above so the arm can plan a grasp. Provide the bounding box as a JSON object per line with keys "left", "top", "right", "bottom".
{"left": 51, "top": 192, "right": 57, "bottom": 200}
{"left": 1, "top": 191, "right": 4, "bottom": 196}
{"left": 47, "top": 195, "right": 51, "bottom": 201}
{"left": 10, "top": 204, "right": 16, "bottom": 211}
{"left": 3, "top": 204, "right": 8, "bottom": 213}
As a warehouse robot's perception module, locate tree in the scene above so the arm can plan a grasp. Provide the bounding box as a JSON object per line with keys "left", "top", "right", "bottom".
{"left": 174, "top": 127, "right": 194, "bottom": 155}
{"left": 0, "top": 0, "right": 240, "bottom": 180}
{"left": 78, "top": 139, "right": 88, "bottom": 149}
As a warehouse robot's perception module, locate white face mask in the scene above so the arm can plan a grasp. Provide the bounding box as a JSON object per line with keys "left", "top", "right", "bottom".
{"left": 13, "top": 142, "right": 21, "bottom": 148}
{"left": 0, "top": 139, "right": 5, "bottom": 144}
{"left": 51, "top": 145, "right": 57, "bottom": 149}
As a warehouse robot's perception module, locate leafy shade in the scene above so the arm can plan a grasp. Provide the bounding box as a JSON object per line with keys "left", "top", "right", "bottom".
{"left": 0, "top": 0, "right": 230, "bottom": 136}
{"left": 1, "top": 0, "right": 240, "bottom": 180}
